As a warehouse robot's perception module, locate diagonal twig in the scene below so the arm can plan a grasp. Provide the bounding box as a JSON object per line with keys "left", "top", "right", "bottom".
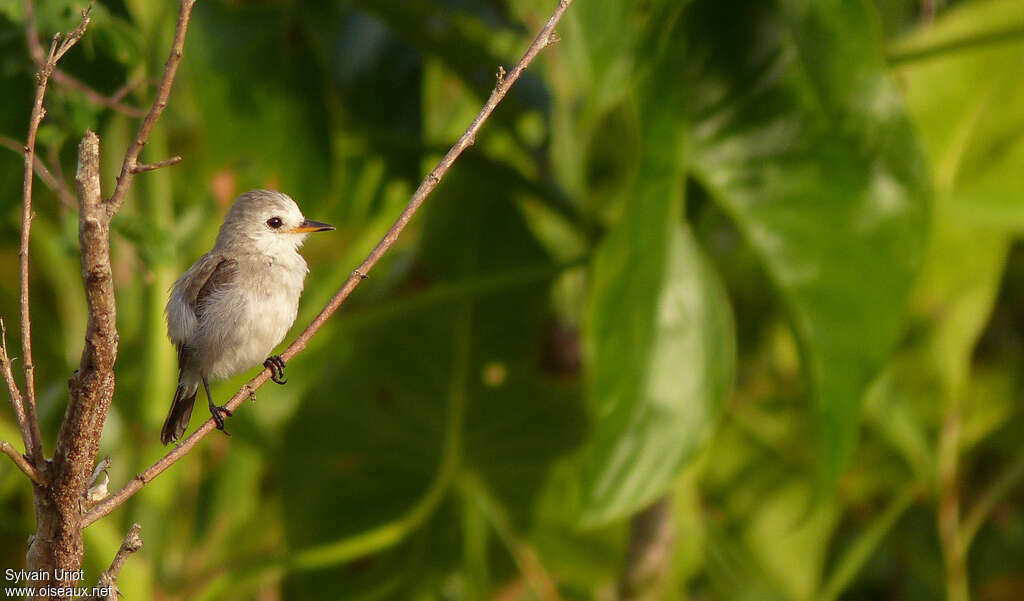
{"left": 82, "top": 0, "right": 575, "bottom": 528}
{"left": 0, "top": 135, "right": 76, "bottom": 209}
{"left": 107, "top": 0, "right": 197, "bottom": 214}
{"left": 1, "top": 439, "right": 45, "bottom": 486}
{"left": 132, "top": 155, "right": 183, "bottom": 173}
{"left": 0, "top": 319, "right": 31, "bottom": 460}
{"left": 17, "top": 10, "right": 96, "bottom": 467}
{"left": 82, "top": 523, "right": 143, "bottom": 600}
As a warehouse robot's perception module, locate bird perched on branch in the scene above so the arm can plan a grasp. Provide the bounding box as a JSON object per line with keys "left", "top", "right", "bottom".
{"left": 161, "top": 189, "right": 334, "bottom": 444}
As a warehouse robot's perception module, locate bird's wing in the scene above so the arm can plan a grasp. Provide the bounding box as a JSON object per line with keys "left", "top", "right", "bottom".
{"left": 167, "top": 253, "right": 239, "bottom": 350}
{"left": 191, "top": 256, "right": 239, "bottom": 317}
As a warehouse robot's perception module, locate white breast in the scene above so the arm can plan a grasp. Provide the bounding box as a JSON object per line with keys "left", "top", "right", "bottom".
{"left": 198, "top": 252, "right": 307, "bottom": 380}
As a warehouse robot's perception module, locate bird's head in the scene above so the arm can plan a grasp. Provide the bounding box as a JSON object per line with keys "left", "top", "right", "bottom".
{"left": 215, "top": 189, "right": 334, "bottom": 256}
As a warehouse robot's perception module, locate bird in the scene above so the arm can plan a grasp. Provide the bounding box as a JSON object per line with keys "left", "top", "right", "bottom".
{"left": 161, "top": 189, "right": 334, "bottom": 444}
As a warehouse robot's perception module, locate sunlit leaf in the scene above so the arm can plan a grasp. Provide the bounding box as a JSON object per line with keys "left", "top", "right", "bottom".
{"left": 686, "top": 0, "right": 930, "bottom": 486}
{"left": 279, "top": 170, "right": 585, "bottom": 598}
{"left": 579, "top": 4, "right": 735, "bottom": 526}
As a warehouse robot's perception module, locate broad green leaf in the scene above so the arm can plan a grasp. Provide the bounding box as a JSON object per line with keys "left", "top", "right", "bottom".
{"left": 864, "top": 0, "right": 1024, "bottom": 502}
{"left": 579, "top": 4, "right": 735, "bottom": 526}
{"left": 278, "top": 170, "right": 585, "bottom": 598}
{"left": 686, "top": 0, "right": 930, "bottom": 486}
{"left": 581, "top": 221, "right": 734, "bottom": 526}
{"left": 891, "top": 0, "right": 1024, "bottom": 232}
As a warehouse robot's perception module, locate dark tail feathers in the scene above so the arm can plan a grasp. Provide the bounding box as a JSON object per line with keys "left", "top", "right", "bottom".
{"left": 161, "top": 384, "right": 197, "bottom": 445}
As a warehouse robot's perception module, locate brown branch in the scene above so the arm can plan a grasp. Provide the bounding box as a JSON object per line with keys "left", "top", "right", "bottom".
{"left": 1, "top": 439, "right": 45, "bottom": 486}
{"left": 28, "top": 130, "right": 109, "bottom": 592}
{"left": 107, "top": 0, "right": 197, "bottom": 214}
{"left": 1, "top": 135, "right": 77, "bottom": 208}
{"left": 13, "top": 0, "right": 94, "bottom": 475}
{"left": 961, "top": 447, "right": 1024, "bottom": 548}
{"left": 82, "top": 523, "right": 143, "bottom": 601}
{"left": 619, "top": 497, "right": 676, "bottom": 601}
{"left": 23, "top": 2, "right": 196, "bottom": 587}
{"left": 0, "top": 319, "right": 33, "bottom": 459}
{"left": 108, "top": 74, "right": 146, "bottom": 104}
{"left": 131, "top": 155, "right": 183, "bottom": 173}
{"left": 18, "top": 9, "right": 94, "bottom": 467}
{"left": 24, "top": 0, "right": 145, "bottom": 118}
{"left": 51, "top": 70, "right": 148, "bottom": 118}
{"left": 82, "top": 0, "right": 576, "bottom": 528}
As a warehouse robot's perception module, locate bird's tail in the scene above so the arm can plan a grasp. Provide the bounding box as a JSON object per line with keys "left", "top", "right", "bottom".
{"left": 161, "top": 380, "right": 198, "bottom": 445}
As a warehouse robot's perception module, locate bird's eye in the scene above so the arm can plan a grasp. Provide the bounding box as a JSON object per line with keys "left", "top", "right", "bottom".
{"left": 266, "top": 217, "right": 283, "bottom": 229}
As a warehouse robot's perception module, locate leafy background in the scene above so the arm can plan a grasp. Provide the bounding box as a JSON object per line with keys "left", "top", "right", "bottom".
{"left": 0, "top": 0, "right": 1023, "bottom": 599}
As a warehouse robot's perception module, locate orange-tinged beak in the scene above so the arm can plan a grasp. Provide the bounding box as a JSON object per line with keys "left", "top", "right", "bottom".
{"left": 290, "top": 219, "right": 335, "bottom": 234}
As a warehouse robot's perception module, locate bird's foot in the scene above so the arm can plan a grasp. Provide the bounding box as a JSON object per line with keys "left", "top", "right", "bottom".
{"left": 264, "top": 355, "right": 288, "bottom": 385}
{"left": 210, "top": 404, "right": 233, "bottom": 436}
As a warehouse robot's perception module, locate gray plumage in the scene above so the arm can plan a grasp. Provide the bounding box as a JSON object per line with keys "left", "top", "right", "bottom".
{"left": 162, "top": 189, "right": 334, "bottom": 444}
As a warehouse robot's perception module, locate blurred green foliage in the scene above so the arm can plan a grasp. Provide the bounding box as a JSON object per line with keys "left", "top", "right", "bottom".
{"left": 1, "top": 0, "right": 1023, "bottom": 599}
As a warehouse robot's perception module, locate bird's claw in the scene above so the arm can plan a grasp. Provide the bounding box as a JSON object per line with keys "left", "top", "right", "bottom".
{"left": 264, "top": 355, "right": 288, "bottom": 385}
{"left": 211, "top": 405, "right": 233, "bottom": 436}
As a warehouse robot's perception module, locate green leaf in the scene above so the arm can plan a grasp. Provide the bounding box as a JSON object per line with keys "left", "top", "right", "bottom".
{"left": 686, "top": 0, "right": 930, "bottom": 487}
{"left": 579, "top": 5, "right": 735, "bottom": 526}
{"left": 278, "top": 169, "right": 586, "bottom": 597}
{"left": 581, "top": 222, "right": 734, "bottom": 526}
{"left": 891, "top": 0, "right": 1024, "bottom": 232}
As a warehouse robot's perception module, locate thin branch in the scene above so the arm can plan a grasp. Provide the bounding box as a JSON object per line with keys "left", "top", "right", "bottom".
{"left": 1, "top": 439, "right": 45, "bottom": 486}
{"left": 1, "top": 319, "right": 31, "bottom": 449}
{"left": 52, "top": 70, "right": 148, "bottom": 118}
{"left": 34, "top": 0, "right": 198, "bottom": 580}
{"left": 131, "top": 155, "right": 183, "bottom": 173}
{"left": 961, "top": 447, "right": 1024, "bottom": 548}
{"left": 937, "top": 403, "right": 969, "bottom": 601}
{"left": 108, "top": 74, "right": 146, "bottom": 104}
{"left": 819, "top": 482, "right": 923, "bottom": 601}
{"left": 82, "top": 523, "right": 143, "bottom": 601}
{"left": 83, "top": 0, "right": 576, "bottom": 528}
{"left": 619, "top": 497, "right": 676, "bottom": 601}
{"left": 19, "top": 17, "right": 92, "bottom": 467}
{"left": 24, "top": 0, "right": 145, "bottom": 118}
{"left": 51, "top": 4, "right": 93, "bottom": 63}
{"left": 0, "top": 135, "right": 76, "bottom": 209}
{"left": 107, "top": 0, "right": 197, "bottom": 215}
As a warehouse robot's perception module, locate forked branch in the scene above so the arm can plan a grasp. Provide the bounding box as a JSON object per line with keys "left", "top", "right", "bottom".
{"left": 15, "top": 1, "right": 94, "bottom": 471}
{"left": 83, "top": 523, "right": 143, "bottom": 600}
{"left": 107, "top": 0, "right": 197, "bottom": 214}
{"left": 24, "top": 0, "right": 145, "bottom": 117}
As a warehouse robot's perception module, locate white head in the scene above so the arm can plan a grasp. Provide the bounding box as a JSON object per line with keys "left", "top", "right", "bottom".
{"left": 213, "top": 189, "right": 334, "bottom": 256}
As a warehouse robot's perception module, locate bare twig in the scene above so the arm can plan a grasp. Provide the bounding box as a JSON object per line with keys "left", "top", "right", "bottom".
{"left": 19, "top": 19, "right": 91, "bottom": 468}
{"left": 82, "top": 524, "right": 143, "bottom": 601}
{"left": 961, "top": 447, "right": 1024, "bottom": 548}
{"left": 0, "top": 319, "right": 32, "bottom": 458}
{"left": 1, "top": 439, "right": 45, "bottom": 486}
{"left": 108, "top": 74, "right": 146, "bottom": 104}
{"left": 24, "top": 0, "right": 146, "bottom": 118}
{"left": 24, "top": 1, "right": 197, "bottom": 586}
{"left": 619, "top": 497, "right": 676, "bottom": 601}
{"left": 1, "top": 135, "right": 76, "bottom": 208}
{"left": 131, "top": 155, "right": 183, "bottom": 173}
{"left": 29, "top": 130, "right": 109, "bottom": 592}
{"left": 52, "top": 71, "right": 148, "bottom": 118}
{"left": 937, "top": 404, "right": 968, "bottom": 601}
{"left": 107, "top": 0, "right": 197, "bottom": 214}
{"left": 83, "top": 0, "right": 576, "bottom": 527}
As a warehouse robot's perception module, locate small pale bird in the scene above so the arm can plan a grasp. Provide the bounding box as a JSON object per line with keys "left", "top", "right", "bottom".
{"left": 162, "top": 189, "right": 334, "bottom": 444}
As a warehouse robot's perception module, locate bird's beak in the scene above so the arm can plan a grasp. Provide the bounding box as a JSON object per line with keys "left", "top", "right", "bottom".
{"left": 289, "top": 219, "right": 335, "bottom": 234}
